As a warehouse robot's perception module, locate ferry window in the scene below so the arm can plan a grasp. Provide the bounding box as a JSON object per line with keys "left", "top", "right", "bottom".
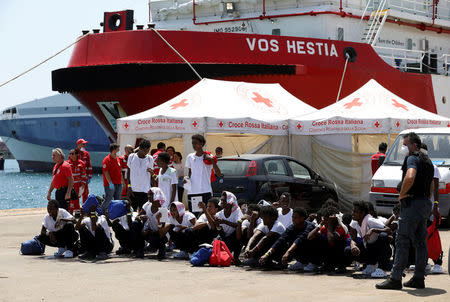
{"left": 71, "top": 121, "right": 75, "bottom": 127}
{"left": 272, "top": 29, "right": 281, "bottom": 36}
{"left": 77, "top": 121, "right": 80, "bottom": 127}
{"left": 54, "top": 121, "right": 57, "bottom": 126}
{"left": 44, "top": 108, "right": 47, "bottom": 111}
{"left": 78, "top": 106, "right": 81, "bottom": 110}
{"left": 12, "top": 108, "right": 17, "bottom": 114}
{"left": 337, "top": 28, "right": 344, "bottom": 41}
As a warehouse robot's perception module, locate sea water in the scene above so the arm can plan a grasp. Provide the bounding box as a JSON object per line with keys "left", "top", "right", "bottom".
{"left": 0, "top": 172, "right": 104, "bottom": 210}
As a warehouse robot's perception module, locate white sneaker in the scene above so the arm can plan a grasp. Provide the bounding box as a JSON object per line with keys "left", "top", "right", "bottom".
{"left": 354, "top": 262, "right": 361, "bottom": 271}
{"left": 288, "top": 261, "right": 305, "bottom": 271}
{"left": 431, "top": 264, "right": 443, "bottom": 274}
{"left": 361, "top": 264, "right": 376, "bottom": 275}
{"left": 303, "top": 263, "right": 316, "bottom": 272}
{"left": 409, "top": 264, "right": 415, "bottom": 270}
{"left": 173, "top": 251, "right": 189, "bottom": 259}
{"left": 370, "top": 268, "right": 387, "bottom": 278}
{"left": 54, "top": 247, "right": 66, "bottom": 257}
{"left": 63, "top": 250, "right": 74, "bottom": 258}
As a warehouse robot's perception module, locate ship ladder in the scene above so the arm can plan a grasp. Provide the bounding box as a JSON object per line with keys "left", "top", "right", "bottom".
{"left": 361, "top": 0, "right": 389, "bottom": 46}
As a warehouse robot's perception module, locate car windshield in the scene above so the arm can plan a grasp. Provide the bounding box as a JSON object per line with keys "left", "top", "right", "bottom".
{"left": 217, "top": 159, "right": 251, "bottom": 176}
{"left": 384, "top": 133, "right": 450, "bottom": 166}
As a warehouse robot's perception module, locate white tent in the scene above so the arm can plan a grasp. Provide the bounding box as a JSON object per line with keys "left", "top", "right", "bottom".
{"left": 117, "top": 78, "right": 317, "bottom": 158}
{"left": 288, "top": 79, "right": 450, "bottom": 210}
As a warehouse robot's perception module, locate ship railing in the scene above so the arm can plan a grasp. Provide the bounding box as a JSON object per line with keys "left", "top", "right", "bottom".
{"left": 373, "top": 45, "right": 450, "bottom": 75}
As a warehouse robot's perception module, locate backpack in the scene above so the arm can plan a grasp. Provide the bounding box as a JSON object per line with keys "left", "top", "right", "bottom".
{"left": 20, "top": 236, "right": 45, "bottom": 255}
{"left": 190, "top": 247, "right": 213, "bottom": 266}
{"left": 427, "top": 215, "right": 442, "bottom": 261}
{"left": 209, "top": 239, "right": 234, "bottom": 267}
{"left": 107, "top": 200, "right": 127, "bottom": 220}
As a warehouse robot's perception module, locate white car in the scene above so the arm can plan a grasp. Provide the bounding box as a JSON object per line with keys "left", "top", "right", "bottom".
{"left": 370, "top": 128, "right": 450, "bottom": 220}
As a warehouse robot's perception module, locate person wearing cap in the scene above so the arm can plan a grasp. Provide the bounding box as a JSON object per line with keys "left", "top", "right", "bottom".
{"left": 76, "top": 138, "right": 92, "bottom": 202}
{"left": 47, "top": 148, "right": 75, "bottom": 210}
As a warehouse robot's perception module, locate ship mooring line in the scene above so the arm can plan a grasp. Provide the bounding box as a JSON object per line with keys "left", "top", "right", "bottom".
{"left": 151, "top": 28, "right": 203, "bottom": 81}
{"left": 0, "top": 34, "right": 90, "bottom": 89}
{"left": 336, "top": 54, "right": 350, "bottom": 103}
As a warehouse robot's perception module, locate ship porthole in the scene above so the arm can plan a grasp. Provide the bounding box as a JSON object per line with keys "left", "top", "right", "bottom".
{"left": 108, "top": 14, "right": 122, "bottom": 31}
{"left": 442, "top": 96, "right": 446, "bottom": 104}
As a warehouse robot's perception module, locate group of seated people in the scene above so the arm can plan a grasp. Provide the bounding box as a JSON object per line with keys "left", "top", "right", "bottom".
{"left": 37, "top": 189, "right": 444, "bottom": 276}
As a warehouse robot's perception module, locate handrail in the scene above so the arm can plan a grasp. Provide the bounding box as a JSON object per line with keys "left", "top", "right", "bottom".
{"left": 360, "top": 0, "right": 373, "bottom": 23}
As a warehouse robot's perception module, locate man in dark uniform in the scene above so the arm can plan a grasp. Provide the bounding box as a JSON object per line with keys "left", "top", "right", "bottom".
{"left": 376, "top": 132, "right": 434, "bottom": 290}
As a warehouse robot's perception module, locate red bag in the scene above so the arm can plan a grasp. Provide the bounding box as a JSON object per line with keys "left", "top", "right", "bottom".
{"left": 427, "top": 215, "right": 442, "bottom": 261}
{"left": 202, "top": 151, "right": 218, "bottom": 183}
{"left": 209, "top": 239, "right": 234, "bottom": 267}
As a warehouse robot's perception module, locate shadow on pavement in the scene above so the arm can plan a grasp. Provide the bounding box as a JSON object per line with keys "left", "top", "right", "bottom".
{"left": 404, "top": 287, "right": 447, "bottom": 297}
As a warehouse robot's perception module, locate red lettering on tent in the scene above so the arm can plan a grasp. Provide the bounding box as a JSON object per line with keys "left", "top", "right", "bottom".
{"left": 343, "top": 98, "right": 362, "bottom": 109}
{"left": 171, "top": 99, "right": 189, "bottom": 110}
{"left": 392, "top": 99, "right": 408, "bottom": 111}
{"left": 251, "top": 92, "right": 273, "bottom": 107}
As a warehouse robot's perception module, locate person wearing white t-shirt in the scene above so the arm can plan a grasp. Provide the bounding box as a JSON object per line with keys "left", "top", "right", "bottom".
{"left": 156, "top": 152, "right": 178, "bottom": 207}
{"left": 346, "top": 201, "right": 392, "bottom": 278}
{"left": 127, "top": 139, "right": 154, "bottom": 211}
{"left": 243, "top": 206, "right": 286, "bottom": 267}
{"left": 184, "top": 134, "right": 221, "bottom": 213}
{"left": 215, "top": 191, "right": 243, "bottom": 263}
{"left": 160, "top": 201, "right": 197, "bottom": 259}
{"left": 236, "top": 204, "right": 261, "bottom": 247}
{"left": 76, "top": 204, "right": 114, "bottom": 260}
{"left": 274, "top": 192, "right": 293, "bottom": 228}
{"left": 192, "top": 198, "right": 220, "bottom": 245}
{"left": 37, "top": 199, "right": 78, "bottom": 258}
{"left": 132, "top": 188, "right": 169, "bottom": 259}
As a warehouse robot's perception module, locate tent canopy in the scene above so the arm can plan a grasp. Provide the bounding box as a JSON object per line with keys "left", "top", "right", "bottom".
{"left": 289, "top": 79, "right": 450, "bottom": 135}
{"left": 117, "top": 78, "right": 317, "bottom": 136}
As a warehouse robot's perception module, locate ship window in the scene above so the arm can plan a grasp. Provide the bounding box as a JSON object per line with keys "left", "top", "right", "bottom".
{"left": 54, "top": 121, "right": 57, "bottom": 126}
{"left": 443, "top": 96, "right": 446, "bottom": 104}
{"left": 77, "top": 121, "right": 80, "bottom": 127}
{"left": 78, "top": 106, "right": 81, "bottom": 110}
{"left": 71, "top": 121, "right": 75, "bottom": 127}
{"left": 226, "top": 2, "right": 235, "bottom": 12}
{"left": 272, "top": 29, "right": 281, "bottom": 36}
{"left": 66, "top": 107, "right": 69, "bottom": 110}
{"left": 407, "top": 39, "right": 412, "bottom": 50}
{"left": 337, "top": 27, "right": 344, "bottom": 41}
{"left": 44, "top": 108, "right": 47, "bottom": 111}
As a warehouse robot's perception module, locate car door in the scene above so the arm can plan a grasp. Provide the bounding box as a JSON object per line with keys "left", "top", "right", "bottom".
{"left": 285, "top": 159, "right": 318, "bottom": 211}
{"left": 261, "top": 158, "right": 291, "bottom": 200}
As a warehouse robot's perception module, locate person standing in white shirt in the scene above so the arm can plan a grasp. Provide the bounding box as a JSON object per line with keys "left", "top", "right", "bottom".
{"left": 156, "top": 152, "right": 178, "bottom": 207}
{"left": 172, "top": 151, "right": 185, "bottom": 204}
{"left": 184, "top": 134, "right": 221, "bottom": 213}
{"left": 37, "top": 199, "right": 78, "bottom": 258}
{"left": 127, "top": 139, "right": 154, "bottom": 211}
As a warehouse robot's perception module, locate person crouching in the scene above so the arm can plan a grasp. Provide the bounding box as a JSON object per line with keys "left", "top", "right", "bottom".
{"left": 37, "top": 199, "right": 79, "bottom": 258}
{"left": 76, "top": 205, "right": 114, "bottom": 260}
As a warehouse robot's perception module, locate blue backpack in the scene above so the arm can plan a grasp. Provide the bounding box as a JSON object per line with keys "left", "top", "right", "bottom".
{"left": 107, "top": 200, "right": 127, "bottom": 220}
{"left": 20, "top": 236, "right": 45, "bottom": 255}
{"left": 190, "top": 247, "right": 213, "bottom": 266}
{"left": 82, "top": 194, "right": 103, "bottom": 215}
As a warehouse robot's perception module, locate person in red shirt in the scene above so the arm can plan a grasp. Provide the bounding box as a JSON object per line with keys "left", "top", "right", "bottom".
{"left": 371, "top": 142, "right": 387, "bottom": 175}
{"left": 152, "top": 142, "right": 166, "bottom": 176}
{"left": 66, "top": 149, "right": 87, "bottom": 213}
{"left": 102, "top": 143, "right": 123, "bottom": 212}
{"left": 76, "top": 138, "right": 92, "bottom": 202}
{"left": 119, "top": 144, "right": 134, "bottom": 199}
{"left": 47, "top": 148, "right": 74, "bottom": 210}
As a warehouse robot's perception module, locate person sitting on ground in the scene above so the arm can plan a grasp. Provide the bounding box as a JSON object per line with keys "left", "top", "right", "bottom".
{"left": 156, "top": 152, "right": 178, "bottom": 208}
{"left": 106, "top": 200, "right": 139, "bottom": 256}
{"left": 37, "top": 199, "right": 78, "bottom": 258}
{"left": 345, "top": 201, "right": 392, "bottom": 277}
{"left": 192, "top": 198, "right": 220, "bottom": 245}
{"left": 307, "top": 206, "right": 349, "bottom": 273}
{"left": 259, "top": 207, "right": 315, "bottom": 270}
{"left": 133, "top": 188, "right": 169, "bottom": 259}
{"left": 242, "top": 206, "right": 286, "bottom": 267}
{"left": 273, "top": 192, "right": 293, "bottom": 228}
{"left": 367, "top": 202, "right": 387, "bottom": 224}
{"left": 236, "top": 204, "right": 261, "bottom": 247}
{"left": 160, "top": 201, "right": 197, "bottom": 259}
{"left": 215, "top": 191, "right": 243, "bottom": 264}
{"left": 76, "top": 204, "right": 114, "bottom": 260}
{"left": 238, "top": 199, "right": 248, "bottom": 215}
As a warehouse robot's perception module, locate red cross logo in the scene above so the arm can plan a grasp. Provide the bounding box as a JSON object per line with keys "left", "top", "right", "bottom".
{"left": 218, "top": 121, "right": 224, "bottom": 128}
{"left": 192, "top": 120, "right": 198, "bottom": 128}
{"left": 374, "top": 121, "right": 380, "bottom": 128}
{"left": 392, "top": 99, "right": 408, "bottom": 111}
{"left": 296, "top": 123, "right": 302, "bottom": 130}
{"left": 343, "top": 98, "right": 362, "bottom": 109}
{"left": 395, "top": 121, "right": 400, "bottom": 127}
{"left": 171, "top": 99, "right": 189, "bottom": 110}
{"left": 447, "top": 122, "right": 450, "bottom": 127}
{"left": 124, "top": 122, "right": 129, "bottom": 129}
{"left": 251, "top": 92, "right": 273, "bottom": 107}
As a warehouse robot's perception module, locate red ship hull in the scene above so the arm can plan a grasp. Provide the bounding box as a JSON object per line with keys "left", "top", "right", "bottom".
{"left": 52, "top": 30, "right": 436, "bottom": 139}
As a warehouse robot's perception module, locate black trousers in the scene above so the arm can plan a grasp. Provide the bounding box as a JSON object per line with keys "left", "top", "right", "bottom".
{"left": 195, "top": 227, "right": 218, "bottom": 247}
{"left": 55, "top": 187, "right": 69, "bottom": 210}
{"left": 169, "top": 228, "right": 198, "bottom": 253}
{"left": 79, "top": 227, "right": 113, "bottom": 255}
{"left": 247, "top": 233, "right": 281, "bottom": 260}
{"left": 269, "top": 239, "right": 314, "bottom": 265}
{"left": 344, "top": 234, "right": 392, "bottom": 270}
{"left": 112, "top": 221, "right": 141, "bottom": 252}
{"left": 130, "top": 192, "right": 148, "bottom": 211}
{"left": 220, "top": 231, "right": 242, "bottom": 260}
{"left": 37, "top": 223, "right": 78, "bottom": 250}
{"left": 132, "top": 220, "right": 166, "bottom": 252}
{"left": 309, "top": 237, "right": 348, "bottom": 267}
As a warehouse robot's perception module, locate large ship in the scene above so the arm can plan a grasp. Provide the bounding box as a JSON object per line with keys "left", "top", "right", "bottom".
{"left": 52, "top": 0, "right": 450, "bottom": 139}
{"left": 0, "top": 94, "right": 110, "bottom": 172}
